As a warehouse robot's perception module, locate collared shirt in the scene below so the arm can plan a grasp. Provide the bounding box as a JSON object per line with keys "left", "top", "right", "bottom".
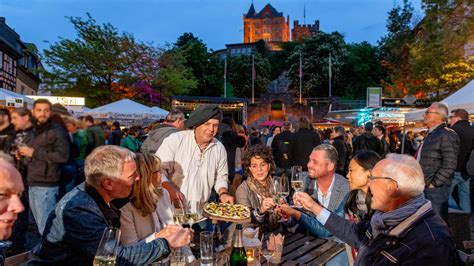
{"left": 316, "top": 174, "right": 336, "bottom": 208}
{"left": 156, "top": 130, "right": 229, "bottom": 203}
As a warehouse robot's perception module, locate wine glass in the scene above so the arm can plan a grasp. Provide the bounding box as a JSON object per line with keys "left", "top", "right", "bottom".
{"left": 270, "top": 177, "right": 281, "bottom": 212}
{"left": 291, "top": 166, "right": 304, "bottom": 208}
{"left": 94, "top": 227, "right": 120, "bottom": 266}
{"left": 279, "top": 175, "right": 290, "bottom": 203}
{"left": 185, "top": 200, "right": 202, "bottom": 247}
{"left": 291, "top": 166, "right": 303, "bottom": 192}
{"left": 260, "top": 232, "right": 275, "bottom": 266}
{"left": 173, "top": 203, "right": 185, "bottom": 226}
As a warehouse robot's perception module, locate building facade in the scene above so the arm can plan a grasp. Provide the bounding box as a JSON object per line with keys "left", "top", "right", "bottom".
{"left": 243, "top": 3, "right": 290, "bottom": 43}
{"left": 292, "top": 20, "right": 320, "bottom": 42}
{"left": 0, "top": 17, "right": 41, "bottom": 95}
{"left": 0, "top": 17, "right": 21, "bottom": 91}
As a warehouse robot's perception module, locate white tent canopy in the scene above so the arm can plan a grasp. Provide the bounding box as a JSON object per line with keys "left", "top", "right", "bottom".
{"left": 0, "top": 88, "right": 35, "bottom": 108}
{"left": 405, "top": 80, "right": 474, "bottom": 121}
{"left": 150, "top": 106, "right": 168, "bottom": 117}
{"left": 84, "top": 99, "right": 168, "bottom": 121}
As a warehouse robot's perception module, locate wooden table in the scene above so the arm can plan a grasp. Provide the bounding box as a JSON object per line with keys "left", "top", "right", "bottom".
{"left": 190, "top": 233, "right": 345, "bottom": 265}
{"left": 269, "top": 233, "right": 346, "bottom": 265}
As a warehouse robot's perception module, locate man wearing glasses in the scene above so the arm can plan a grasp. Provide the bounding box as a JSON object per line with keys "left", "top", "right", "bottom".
{"left": 417, "top": 102, "right": 459, "bottom": 223}
{"left": 292, "top": 154, "right": 457, "bottom": 265}
{"left": 448, "top": 109, "right": 474, "bottom": 213}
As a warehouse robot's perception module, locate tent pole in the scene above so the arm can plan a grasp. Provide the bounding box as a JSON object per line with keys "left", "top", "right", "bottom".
{"left": 401, "top": 116, "right": 406, "bottom": 154}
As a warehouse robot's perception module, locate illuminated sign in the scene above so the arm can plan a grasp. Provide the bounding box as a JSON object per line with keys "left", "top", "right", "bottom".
{"left": 27, "top": 96, "right": 85, "bottom": 106}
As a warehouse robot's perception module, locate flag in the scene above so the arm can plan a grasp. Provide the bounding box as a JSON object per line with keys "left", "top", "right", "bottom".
{"left": 252, "top": 55, "right": 255, "bottom": 80}
{"left": 224, "top": 57, "right": 227, "bottom": 79}
{"left": 299, "top": 52, "right": 302, "bottom": 78}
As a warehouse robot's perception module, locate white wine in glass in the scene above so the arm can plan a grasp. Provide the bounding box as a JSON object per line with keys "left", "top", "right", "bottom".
{"left": 291, "top": 166, "right": 304, "bottom": 192}
{"left": 93, "top": 227, "right": 120, "bottom": 266}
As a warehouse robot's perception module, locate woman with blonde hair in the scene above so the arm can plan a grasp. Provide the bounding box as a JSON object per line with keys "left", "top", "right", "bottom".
{"left": 120, "top": 153, "right": 176, "bottom": 245}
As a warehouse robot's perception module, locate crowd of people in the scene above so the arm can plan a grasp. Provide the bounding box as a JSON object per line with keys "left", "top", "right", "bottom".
{"left": 0, "top": 99, "right": 473, "bottom": 265}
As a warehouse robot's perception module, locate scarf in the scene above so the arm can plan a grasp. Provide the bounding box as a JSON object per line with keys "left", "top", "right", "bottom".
{"left": 246, "top": 175, "right": 273, "bottom": 199}
{"left": 370, "top": 194, "right": 427, "bottom": 239}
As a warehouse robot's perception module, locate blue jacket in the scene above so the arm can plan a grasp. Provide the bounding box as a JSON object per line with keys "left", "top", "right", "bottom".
{"left": 30, "top": 183, "right": 170, "bottom": 265}
{"left": 324, "top": 202, "right": 458, "bottom": 265}
{"left": 298, "top": 198, "right": 345, "bottom": 238}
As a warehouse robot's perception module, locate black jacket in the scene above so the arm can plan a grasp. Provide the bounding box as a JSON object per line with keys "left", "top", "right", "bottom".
{"left": 419, "top": 123, "right": 460, "bottom": 187}
{"left": 353, "top": 132, "right": 382, "bottom": 155}
{"left": 109, "top": 129, "right": 123, "bottom": 146}
{"left": 324, "top": 202, "right": 458, "bottom": 265}
{"left": 0, "top": 124, "right": 15, "bottom": 154}
{"left": 271, "top": 130, "right": 293, "bottom": 169}
{"left": 13, "top": 126, "right": 35, "bottom": 178}
{"left": 450, "top": 120, "right": 474, "bottom": 174}
{"left": 27, "top": 120, "right": 71, "bottom": 187}
{"left": 331, "top": 135, "right": 347, "bottom": 175}
{"left": 289, "top": 128, "right": 321, "bottom": 171}
{"left": 217, "top": 124, "right": 245, "bottom": 180}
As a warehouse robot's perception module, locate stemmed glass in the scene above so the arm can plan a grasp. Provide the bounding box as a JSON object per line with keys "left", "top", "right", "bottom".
{"left": 184, "top": 200, "right": 202, "bottom": 247}
{"left": 279, "top": 175, "right": 290, "bottom": 203}
{"left": 260, "top": 232, "right": 275, "bottom": 266}
{"left": 93, "top": 227, "right": 120, "bottom": 266}
{"left": 291, "top": 166, "right": 304, "bottom": 208}
{"left": 270, "top": 177, "right": 281, "bottom": 213}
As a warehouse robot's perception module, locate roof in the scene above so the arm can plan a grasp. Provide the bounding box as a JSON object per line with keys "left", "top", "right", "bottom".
{"left": 245, "top": 3, "right": 257, "bottom": 18}
{"left": 245, "top": 3, "right": 284, "bottom": 19}
{"left": 173, "top": 95, "right": 250, "bottom": 103}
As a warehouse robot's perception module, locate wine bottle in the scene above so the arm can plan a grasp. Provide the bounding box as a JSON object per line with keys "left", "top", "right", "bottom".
{"left": 230, "top": 224, "right": 247, "bottom": 266}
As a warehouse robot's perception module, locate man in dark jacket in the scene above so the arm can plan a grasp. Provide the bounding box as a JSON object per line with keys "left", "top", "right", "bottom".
{"left": 353, "top": 122, "right": 382, "bottom": 155}
{"left": 0, "top": 108, "right": 15, "bottom": 154}
{"left": 290, "top": 154, "right": 458, "bottom": 265}
{"left": 329, "top": 125, "right": 347, "bottom": 175}
{"left": 448, "top": 108, "right": 474, "bottom": 213}
{"left": 108, "top": 121, "right": 123, "bottom": 145}
{"left": 272, "top": 121, "right": 293, "bottom": 176}
{"left": 289, "top": 117, "right": 321, "bottom": 173}
{"left": 140, "top": 109, "right": 185, "bottom": 154}
{"left": 418, "top": 102, "right": 460, "bottom": 223}
{"left": 217, "top": 117, "right": 245, "bottom": 183}
{"left": 8, "top": 107, "right": 35, "bottom": 255}
{"left": 18, "top": 99, "right": 71, "bottom": 236}
{"left": 83, "top": 115, "right": 105, "bottom": 154}
{"left": 31, "top": 145, "right": 192, "bottom": 265}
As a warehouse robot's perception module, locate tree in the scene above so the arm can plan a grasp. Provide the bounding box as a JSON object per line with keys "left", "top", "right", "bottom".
{"left": 227, "top": 54, "right": 271, "bottom": 98}
{"left": 155, "top": 48, "right": 197, "bottom": 105}
{"left": 43, "top": 14, "right": 161, "bottom": 107}
{"left": 341, "top": 42, "right": 385, "bottom": 99}
{"left": 410, "top": 0, "right": 474, "bottom": 97}
{"left": 173, "top": 33, "right": 224, "bottom": 97}
{"left": 287, "top": 32, "right": 348, "bottom": 98}
{"left": 378, "top": 0, "right": 417, "bottom": 97}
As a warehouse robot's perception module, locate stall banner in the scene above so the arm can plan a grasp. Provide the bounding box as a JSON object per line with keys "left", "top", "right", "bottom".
{"left": 6, "top": 97, "right": 23, "bottom": 107}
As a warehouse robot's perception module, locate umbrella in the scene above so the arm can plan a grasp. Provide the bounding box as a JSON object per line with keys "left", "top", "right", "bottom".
{"left": 259, "top": 120, "right": 284, "bottom": 127}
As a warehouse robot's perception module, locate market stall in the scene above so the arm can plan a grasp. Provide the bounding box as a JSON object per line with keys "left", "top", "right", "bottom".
{"left": 84, "top": 99, "right": 168, "bottom": 125}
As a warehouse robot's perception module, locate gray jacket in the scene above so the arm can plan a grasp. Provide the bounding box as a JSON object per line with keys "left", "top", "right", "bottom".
{"left": 140, "top": 124, "right": 178, "bottom": 154}
{"left": 419, "top": 124, "right": 460, "bottom": 187}
{"left": 312, "top": 173, "right": 350, "bottom": 211}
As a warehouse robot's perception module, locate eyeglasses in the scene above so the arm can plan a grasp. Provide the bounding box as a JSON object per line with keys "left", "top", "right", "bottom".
{"left": 368, "top": 174, "right": 398, "bottom": 188}
{"left": 424, "top": 110, "right": 439, "bottom": 115}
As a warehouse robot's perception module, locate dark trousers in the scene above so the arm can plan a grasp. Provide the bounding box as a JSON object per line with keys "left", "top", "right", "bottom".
{"left": 424, "top": 185, "right": 450, "bottom": 224}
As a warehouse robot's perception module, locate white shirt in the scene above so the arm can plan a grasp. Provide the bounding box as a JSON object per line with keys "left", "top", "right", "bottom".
{"left": 156, "top": 130, "right": 229, "bottom": 203}
{"left": 316, "top": 174, "right": 336, "bottom": 208}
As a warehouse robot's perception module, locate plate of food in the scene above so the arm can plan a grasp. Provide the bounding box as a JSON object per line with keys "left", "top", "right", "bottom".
{"left": 203, "top": 202, "right": 251, "bottom": 223}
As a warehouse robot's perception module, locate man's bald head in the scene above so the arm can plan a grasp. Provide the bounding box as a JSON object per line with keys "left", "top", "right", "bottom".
{"left": 0, "top": 158, "right": 25, "bottom": 240}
